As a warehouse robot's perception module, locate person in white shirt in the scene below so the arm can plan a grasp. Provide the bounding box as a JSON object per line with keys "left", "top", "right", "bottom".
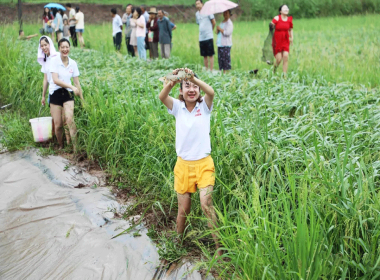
{"left": 38, "top": 35, "right": 66, "bottom": 142}
{"left": 49, "top": 38, "right": 83, "bottom": 151}
{"left": 111, "top": 8, "right": 123, "bottom": 51}
{"left": 159, "top": 68, "right": 222, "bottom": 258}
{"left": 141, "top": 5, "right": 149, "bottom": 23}
{"left": 74, "top": 6, "right": 85, "bottom": 48}
{"left": 65, "top": 3, "right": 77, "bottom": 47}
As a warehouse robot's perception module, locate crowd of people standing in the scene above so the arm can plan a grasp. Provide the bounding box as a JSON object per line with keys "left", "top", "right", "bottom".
{"left": 38, "top": 1, "right": 292, "bottom": 74}
{"left": 112, "top": 4, "right": 176, "bottom": 60}
{"left": 42, "top": 4, "right": 85, "bottom": 48}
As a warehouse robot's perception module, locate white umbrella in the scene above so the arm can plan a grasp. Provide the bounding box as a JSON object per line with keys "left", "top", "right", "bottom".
{"left": 199, "top": 0, "right": 238, "bottom": 15}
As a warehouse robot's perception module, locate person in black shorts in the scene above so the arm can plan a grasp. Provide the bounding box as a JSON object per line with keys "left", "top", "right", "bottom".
{"left": 49, "top": 39, "right": 83, "bottom": 151}
{"left": 195, "top": 0, "right": 216, "bottom": 71}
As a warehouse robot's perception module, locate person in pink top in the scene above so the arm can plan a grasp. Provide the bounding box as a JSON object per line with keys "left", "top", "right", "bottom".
{"left": 132, "top": 7, "right": 146, "bottom": 60}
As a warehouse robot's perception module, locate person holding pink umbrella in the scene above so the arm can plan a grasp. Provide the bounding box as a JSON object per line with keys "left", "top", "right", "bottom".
{"left": 199, "top": 0, "right": 238, "bottom": 73}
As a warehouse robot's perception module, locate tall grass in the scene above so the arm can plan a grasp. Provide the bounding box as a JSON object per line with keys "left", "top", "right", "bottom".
{"left": 1, "top": 28, "right": 380, "bottom": 278}
{"left": 5, "top": 14, "right": 380, "bottom": 87}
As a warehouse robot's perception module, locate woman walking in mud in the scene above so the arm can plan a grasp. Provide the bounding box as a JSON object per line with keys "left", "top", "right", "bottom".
{"left": 39, "top": 36, "right": 72, "bottom": 145}
{"left": 271, "top": 4, "right": 293, "bottom": 75}
{"left": 159, "top": 68, "right": 223, "bottom": 258}
{"left": 49, "top": 38, "right": 83, "bottom": 152}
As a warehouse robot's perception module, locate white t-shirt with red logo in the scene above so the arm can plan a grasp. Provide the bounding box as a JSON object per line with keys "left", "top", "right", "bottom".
{"left": 49, "top": 55, "right": 80, "bottom": 95}
{"left": 168, "top": 98, "right": 213, "bottom": 161}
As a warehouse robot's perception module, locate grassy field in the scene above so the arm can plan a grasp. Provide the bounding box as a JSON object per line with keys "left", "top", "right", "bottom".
{"left": 1, "top": 14, "right": 380, "bottom": 279}
{"left": 10, "top": 14, "right": 380, "bottom": 87}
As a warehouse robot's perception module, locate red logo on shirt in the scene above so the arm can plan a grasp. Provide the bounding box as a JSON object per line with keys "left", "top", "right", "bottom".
{"left": 195, "top": 109, "right": 202, "bottom": 117}
{"left": 69, "top": 68, "right": 73, "bottom": 73}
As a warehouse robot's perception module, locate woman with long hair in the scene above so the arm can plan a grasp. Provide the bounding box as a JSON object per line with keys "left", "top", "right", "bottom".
{"left": 49, "top": 39, "right": 84, "bottom": 152}
{"left": 134, "top": 7, "right": 146, "bottom": 60}
{"left": 271, "top": 4, "right": 293, "bottom": 75}
{"left": 43, "top": 7, "right": 54, "bottom": 38}
{"left": 39, "top": 36, "right": 71, "bottom": 145}
{"left": 129, "top": 8, "right": 138, "bottom": 57}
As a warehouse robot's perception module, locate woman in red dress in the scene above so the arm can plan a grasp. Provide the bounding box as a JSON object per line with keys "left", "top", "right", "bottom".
{"left": 271, "top": 5, "right": 293, "bottom": 75}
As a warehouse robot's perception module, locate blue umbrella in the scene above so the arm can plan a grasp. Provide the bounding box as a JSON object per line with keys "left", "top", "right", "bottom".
{"left": 44, "top": 3, "right": 66, "bottom": 11}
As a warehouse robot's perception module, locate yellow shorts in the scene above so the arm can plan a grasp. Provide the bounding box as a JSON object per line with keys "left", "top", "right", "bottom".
{"left": 174, "top": 155, "right": 215, "bottom": 194}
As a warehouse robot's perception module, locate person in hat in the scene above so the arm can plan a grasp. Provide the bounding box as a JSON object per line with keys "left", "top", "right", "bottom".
{"left": 147, "top": 7, "right": 159, "bottom": 59}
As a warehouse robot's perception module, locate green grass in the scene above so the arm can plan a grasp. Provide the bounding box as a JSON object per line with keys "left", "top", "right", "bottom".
{"left": 1, "top": 15, "right": 380, "bottom": 278}
{"left": 10, "top": 14, "right": 380, "bottom": 87}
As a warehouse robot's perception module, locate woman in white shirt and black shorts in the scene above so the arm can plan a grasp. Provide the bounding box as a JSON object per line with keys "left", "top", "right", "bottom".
{"left": 49, "top": 38, "right": 83, "bottom": 152}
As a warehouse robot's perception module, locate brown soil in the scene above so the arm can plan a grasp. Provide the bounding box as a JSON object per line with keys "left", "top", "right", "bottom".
{"left": 0, "top": 3, "right": 242, "bottom": 24}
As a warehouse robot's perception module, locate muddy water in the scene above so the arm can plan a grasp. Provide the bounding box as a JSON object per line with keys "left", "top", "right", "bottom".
{"left": 0, "top": 150, "right": 209, "bottom": 280}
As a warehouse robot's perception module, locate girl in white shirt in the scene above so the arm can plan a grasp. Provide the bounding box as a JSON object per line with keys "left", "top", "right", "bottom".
{"left": 38, "top": 35, "right": 69, "bottom": 142}
{"left": 49, "top": 38, "right": 83, "bottom": 151}
{"left": 159, "top": 68, "right": 222, "bottom": 258}
{"left": 38, "top": 36, "right": 57, "bottom": 107}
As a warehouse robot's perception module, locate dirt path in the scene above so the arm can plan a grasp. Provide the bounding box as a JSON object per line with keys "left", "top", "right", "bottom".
{"left": 0, "top": 3, "right": 197, "bottom": 24}
{"left": 0, "top": 3, "right": 241, "bottom": 24}
{"left": 0, "top": 149, "right": 210, "bottom": 279}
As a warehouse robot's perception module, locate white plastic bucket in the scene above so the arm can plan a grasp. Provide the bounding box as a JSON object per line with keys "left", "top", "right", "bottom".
{"left": 29, "top": 117, "right": 53, "bottom": 142}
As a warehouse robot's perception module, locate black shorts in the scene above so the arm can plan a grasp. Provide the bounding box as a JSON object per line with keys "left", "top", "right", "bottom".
{"left": 50, "top": 88, "right": 74, "bottom": 107}
{"left": 199, "top": 39, "right": 215, "bottom": 57}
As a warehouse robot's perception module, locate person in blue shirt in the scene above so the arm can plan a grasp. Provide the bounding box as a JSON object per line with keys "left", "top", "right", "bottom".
{"left": 163, "top": 11, "right": 176, "bottom": 50}
{"left": 52, "top": 8, "right": 64, "bottom": 42}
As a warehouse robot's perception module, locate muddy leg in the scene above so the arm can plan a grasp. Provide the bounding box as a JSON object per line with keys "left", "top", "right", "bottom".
{"left": 176, "top": 192, "right": 191, "bottom": 235}
{"left": 200, "top": 186, "right": 222, "bottom": 257}
{"left": 50, "top": 104, "right": 64, "bottom": 149}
